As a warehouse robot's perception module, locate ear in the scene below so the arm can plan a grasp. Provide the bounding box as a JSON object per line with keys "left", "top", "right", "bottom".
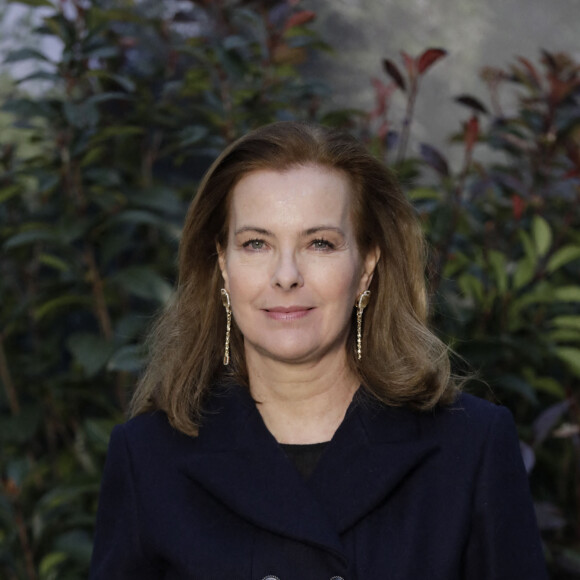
{"left": 358, "top": 245, "right": 380, "bottom": 295}
{"left": 217, "top": 243, "right": 230, "bottom": 292}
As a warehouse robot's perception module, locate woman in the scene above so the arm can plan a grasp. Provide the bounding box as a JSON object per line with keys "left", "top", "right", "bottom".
{"left": 90, "top": 122, "right": 547, "bottom": 579}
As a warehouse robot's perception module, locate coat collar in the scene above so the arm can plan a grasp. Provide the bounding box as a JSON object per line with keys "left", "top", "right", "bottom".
{"left": 179, "top": 385, "right": 439, "bottom": 561}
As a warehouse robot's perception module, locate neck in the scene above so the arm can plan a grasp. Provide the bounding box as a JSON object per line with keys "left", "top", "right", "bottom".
{"left": 246, "top": 348, "right": 359, "bottom": 444}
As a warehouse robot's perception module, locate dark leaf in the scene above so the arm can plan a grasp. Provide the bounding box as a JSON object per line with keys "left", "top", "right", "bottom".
{"left": 4, "top": 48, "right": 51, "bottom": 64}
{"left": 419, "top": 143, "right": 450, "bottom": 177}
{"left": 540, "top": 49, "right": 559, "bottom": 73}
{"left": 535, "top": 502, "right": 566, "bottom": 531}
{"left": 67, "top": 333, "right": 116, "bottom": 378}
{"left": 454, "top": 94, "right": 489, "bottom": 115}
{"left": 519, "top": 441, "right": 535, "bottom": 473}
{"left": 382, "top": 59, "right": 406, "bottom": 92}
{"left": 533, "top": 400, "right": 570, "bottom": 446}
{"left": 113, "top": 267, "right": 174, "bottom": 304}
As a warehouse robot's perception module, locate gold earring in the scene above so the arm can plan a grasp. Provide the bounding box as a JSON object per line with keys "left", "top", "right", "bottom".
{"left": 221, "top": 289, "right": 231, "bottom": 365}
{"left": 356, "top": 290, "right": 371, "bottom": 360}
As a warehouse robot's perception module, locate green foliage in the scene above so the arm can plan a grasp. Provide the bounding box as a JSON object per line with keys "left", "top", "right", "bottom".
{"left": 1, "top": 1, "right": 579, "bottom": 577}
{"left": 0, "top": 0, "right": 328, "bottom": 577}
{"left": 367, "top": 48, "right": 580, "bottom": 578}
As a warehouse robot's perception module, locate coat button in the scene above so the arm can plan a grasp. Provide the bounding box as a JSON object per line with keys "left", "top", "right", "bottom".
{"left": 261, "top": 576, "right": 280, "bottom": 580}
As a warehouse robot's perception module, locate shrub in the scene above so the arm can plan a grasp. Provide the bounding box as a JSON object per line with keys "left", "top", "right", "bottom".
{"left": 367, "top": 48, "right": 580, "bottom": 578}
{"left": 0, "top": 1, "right": 326, "bottom": 577}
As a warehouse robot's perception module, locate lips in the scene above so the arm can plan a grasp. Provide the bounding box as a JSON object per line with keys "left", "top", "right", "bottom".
{"left": 264, "top": 306, "right": 314, "bottom": 321}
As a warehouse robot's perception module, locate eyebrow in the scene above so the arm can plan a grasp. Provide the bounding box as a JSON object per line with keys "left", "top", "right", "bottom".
{"left": 234, "top": 226, "right": 346, "bottom": 237}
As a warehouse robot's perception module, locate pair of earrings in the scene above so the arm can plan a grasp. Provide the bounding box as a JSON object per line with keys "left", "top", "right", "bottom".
{"left": 219, "top": 288, "right": 371, "bottom": 365}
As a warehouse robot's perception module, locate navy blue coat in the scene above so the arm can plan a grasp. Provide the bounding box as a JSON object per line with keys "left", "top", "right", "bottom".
{"left": 90, "top": 386, "right": 547, "bottom": 579}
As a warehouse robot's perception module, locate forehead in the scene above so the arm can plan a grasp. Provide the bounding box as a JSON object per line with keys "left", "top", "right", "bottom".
{"left": 228, "top": 164, "right": 354, "bottom": 229}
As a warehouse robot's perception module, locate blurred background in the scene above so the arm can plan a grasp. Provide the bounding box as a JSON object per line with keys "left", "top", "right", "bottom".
{"left": 0, "top": 0, "right": 579, "bottom": 578}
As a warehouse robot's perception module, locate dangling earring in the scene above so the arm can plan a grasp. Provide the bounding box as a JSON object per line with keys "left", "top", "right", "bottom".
{"left": 221, "top": 288, "right": 231, "bottom": 365}
{"left": 356, "top": 290, "right": 371, "bottom": 360}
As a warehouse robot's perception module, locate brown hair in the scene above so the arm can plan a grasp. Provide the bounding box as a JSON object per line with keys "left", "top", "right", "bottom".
{"left": 130, "top": 121, "right": 459, "bottom": 435}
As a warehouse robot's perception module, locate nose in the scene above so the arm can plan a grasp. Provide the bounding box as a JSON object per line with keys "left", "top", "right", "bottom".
{"left": 271, "top": 249, "right": 304, "bottom": 290}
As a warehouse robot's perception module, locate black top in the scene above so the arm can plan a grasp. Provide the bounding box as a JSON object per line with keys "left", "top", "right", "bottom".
{"left": 280, "top": 441, "right": 329, "bottom": 480}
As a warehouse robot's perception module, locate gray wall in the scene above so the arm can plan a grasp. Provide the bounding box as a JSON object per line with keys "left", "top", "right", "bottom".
{"left": 309, "top": 0, "right": 580, "bottom": 154}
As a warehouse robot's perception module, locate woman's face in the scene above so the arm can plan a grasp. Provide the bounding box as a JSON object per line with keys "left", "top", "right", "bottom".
{"left": 218, "top": 164, "right": 379, "bottom": 367}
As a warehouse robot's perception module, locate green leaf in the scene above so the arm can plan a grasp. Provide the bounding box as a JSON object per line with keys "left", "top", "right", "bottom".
{"left": 407, "top": 187, "right": 441, "bottom": 201}
{"left": 519, "top": 229, "right": 537, "bottom": 263}
{"left": 0, "top": 405, "right": 42, "bottom": 443}
{"left": 64, "top": 100, "right": 100, "bottom": 129}
{"left": 84, "top": 418, "right": 116, "bottom": 449}
{"left": 4, "top": 47, "right": 51, "bottom": 63}
{"left": 513, "top": 256, "right": 535, "bottom": 289}
{"left": 555, "top": 347, "right": 580, "bottom": 377}
{"left": 66, "top": 333, "right": 115, "bottom": 377}
{"left": 493, "top": 374, "right": 538, "bottom": 404}
{"left": 548, "top": 329, "right": 580, "bottom": 343}
{"left": 53, "top": 530, "right": 93, "bottom": 562}
{"left": 529, "top": 376, "right": 566, "bottom": 399}
{"left": 178, "top": 126, "right": 209, "bottom": 149}
{"left": 107, "top": 344, "right": 146, "bottom": 373}
{"left": 103, "top": 209, "right": 181, "bottom": 238}
{"left": 552, "top": 316, "right": 580, "bottom": 330}
{"left": 38, "top": 253, "right": 70, "bottom": 272}
{"left": 554, "top": 286, "right": 580, "bottom": 302}
{"left": 91, "top": 125, "right": 144, "bottom": 143}
{"left": 4, "top": 228, "right": 58, "bottom": 249}
{"left": 547, "top": 245, "right": 580, "bottom": 273}
{"left": 10, "top": 0, "right": 54, "bottom": 6}
{"left": 0, "top": 184, "right": 22, "bottom": 203}
{"left": 87, "top": 71, "right": 136, "bottom": 92}
{"left": 15, "top": 70, "right": 61, "bottom": 84}
{"left": 113, "top": 267, "right": 174, "bottom": 303}
{"left": 85, "top": 92, "right": 133, "bottom": 106}
{"left": 532, "top": 215, "right": 552, "bottom": 257}
{"left": 488, "top": 250, "right": 508, "bottom": 294}
{"left": 39, "top": 552, "right": 67, "bottom": 577}
{"left": 125, "top": 186, "right": 183, "bottom": 215}
{"left": 458, "top": 273, "right": 484, "bottom": 303}
{"left": 33, "top": 295, "right": 92, "bottom": 320}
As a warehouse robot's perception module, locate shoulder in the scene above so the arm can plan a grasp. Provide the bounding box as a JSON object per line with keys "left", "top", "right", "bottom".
{"left": 420, "top": 392, "right": 520, "bottom": 459}
{"left": 431, "top": 391, "right": 515, "bottom": 431}
{"left": 110, "top": 410, "right": 197, "bottom": 460}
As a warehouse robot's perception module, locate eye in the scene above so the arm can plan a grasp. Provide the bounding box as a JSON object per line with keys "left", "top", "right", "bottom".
{"left": 242, "top": 239, "right": 266, "bottom": 250}
{"left": 311, "top": 238, "right": 335, "bottom": 250}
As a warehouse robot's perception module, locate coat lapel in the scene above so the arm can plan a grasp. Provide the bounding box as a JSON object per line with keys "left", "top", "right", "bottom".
{"left": 179, "top": 385, "right": 346, "bottom": 561}
{"left": 180, "top": 385, "right": 438, "bottom": 557}
{"left": 308, "top": 393, "right": 439, "bottom": 532}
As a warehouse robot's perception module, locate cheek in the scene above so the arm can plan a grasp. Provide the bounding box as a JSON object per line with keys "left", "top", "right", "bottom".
{"left": 314, "top": 260, "right": 362, "bottom": 305}
{"left": 225, "top": 261, "right": 264, "bottom": 309}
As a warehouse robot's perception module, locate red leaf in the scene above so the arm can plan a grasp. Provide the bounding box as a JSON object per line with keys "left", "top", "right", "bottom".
{"left": 454, "top": 94, "right": 489, "bottom": 115}
{"left": 401, "top": 51, "right": 417, "bottom": 80}
{"left": 464, "top": 115, "right": 479, "bottom": 153}
{"left": 285, "top": 10, "right": 316, "bottom": 30}
{"left": 370, "top": 77, "right": 395, "bottom": 118}
{"left": 517, "top": 56, "right": 542, "bottom": 89}
{"left": 377, "top": 120, "right": 390, "bottom": 141}
{"left": 548, "top": 76, "right": 575, "bottom": 106}
{"left": 382, "top": 58, "right": 406, "bottom": 92}
{"left": 417, "top": 48, "right": 447, "bottom": 75}
{"left": 512, "top": 194, "right": 525, "bottom": 220}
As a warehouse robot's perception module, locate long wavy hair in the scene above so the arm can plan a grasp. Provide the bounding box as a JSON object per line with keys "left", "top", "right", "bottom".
{"left": 130, "top": 121, "right": 459, "bottom": 436}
